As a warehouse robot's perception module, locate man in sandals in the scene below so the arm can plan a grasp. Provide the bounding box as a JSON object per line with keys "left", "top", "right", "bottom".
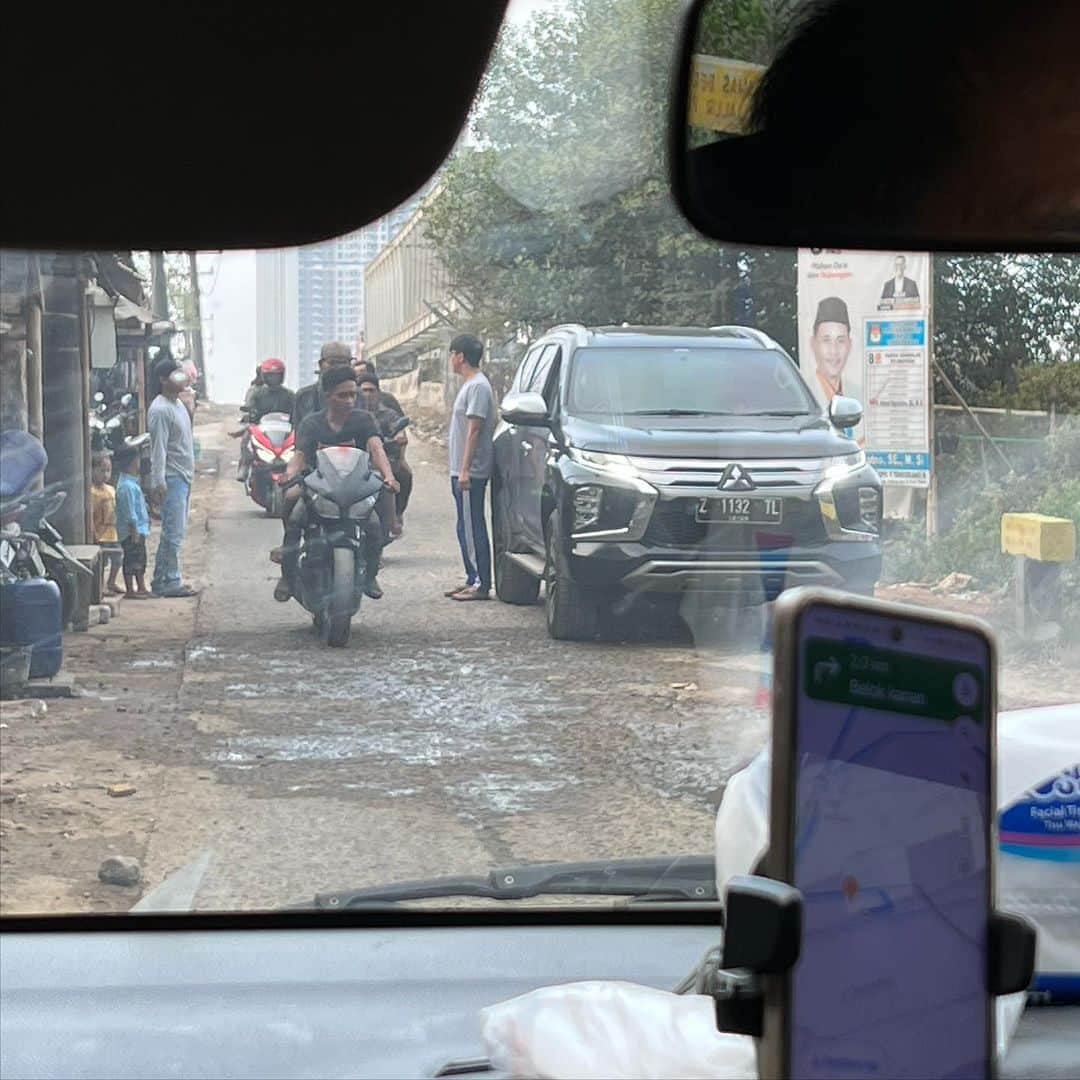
{"left": 445, "top": 333, "right": 496, "bottom": 602}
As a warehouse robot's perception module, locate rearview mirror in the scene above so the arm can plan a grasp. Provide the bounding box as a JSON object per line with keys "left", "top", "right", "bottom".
{"left": 120, "top": 393, "right": 133, "bottom": 407}
{"left": 828, "top": 396, "right": 863, "bottom": 431}
{"left": 500, "top": 391, "right": 549, "bottom": 428}
{"left": 672, "top": 0, "right": 1080, "bottom": 251}
{"left": 389, "top": 416, "right": 411, "bottom": 437}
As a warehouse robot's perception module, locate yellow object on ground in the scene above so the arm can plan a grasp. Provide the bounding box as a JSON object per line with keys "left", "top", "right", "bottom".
{"left": 1001, "top": 513, "right": 1076, "bottom": 562}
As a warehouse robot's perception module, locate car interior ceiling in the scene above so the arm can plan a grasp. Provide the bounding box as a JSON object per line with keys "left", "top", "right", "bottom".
{"left": 0, "top": 2, "right": 510, "bottom": 251}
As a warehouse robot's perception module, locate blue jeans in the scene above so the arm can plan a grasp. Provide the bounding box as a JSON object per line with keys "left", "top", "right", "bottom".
{"left": 152, "top": 474, "right": 191, "bottom": 595}
{"left": 451, "top": 477, "right": 491, "bottom": 593}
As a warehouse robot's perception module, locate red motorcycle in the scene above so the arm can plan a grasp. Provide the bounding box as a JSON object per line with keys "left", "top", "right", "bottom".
{"left": 240, "top": 411, "right": 295, "bottom": 517}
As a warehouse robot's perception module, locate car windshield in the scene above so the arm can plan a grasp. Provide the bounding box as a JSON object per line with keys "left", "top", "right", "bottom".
{"left": 0, "top": 0, "right": 1077, "bottom": 920}
{"left": 567, "top": 346, "right": 816, "bottom": 417}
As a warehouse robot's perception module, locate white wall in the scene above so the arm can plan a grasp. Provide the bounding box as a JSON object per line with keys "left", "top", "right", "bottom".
{"left": 198, "top": 248, "right": 301, "bottom": 405}
{"left": 256, "top": 249, "right": 300, "bottom": 390}
{"left": 199, "top": 251, "right": 257, "bottom": 406}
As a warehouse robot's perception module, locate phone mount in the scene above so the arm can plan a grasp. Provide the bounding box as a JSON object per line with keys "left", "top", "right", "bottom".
{"left": 711, "top": 874, "right": 1037, "bottom": 1037}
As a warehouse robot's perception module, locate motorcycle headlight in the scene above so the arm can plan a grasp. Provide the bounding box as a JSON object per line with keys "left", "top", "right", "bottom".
{"left": 312, "top": 494, "right": 340, "bottom": 518}
{"left": 254, "top": 445, "right": 277, "bottom": 464}
{"left": 279, "top": 446, "right": 294, "bottom": 463}
{"left": 347, "top": 495, "right": 378, "bottom": 518}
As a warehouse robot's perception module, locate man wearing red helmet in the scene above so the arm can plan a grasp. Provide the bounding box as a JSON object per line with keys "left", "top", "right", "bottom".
{"left": 245, "top": 358, "right": 294, "bottom": 422}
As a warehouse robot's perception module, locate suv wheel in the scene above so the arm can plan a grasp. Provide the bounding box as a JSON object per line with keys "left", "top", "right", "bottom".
{"left": 493, "top": 486, "right": 540, "bottom": 605}
{"left": 544, "top": 510, "right": 599, "bottom": 641}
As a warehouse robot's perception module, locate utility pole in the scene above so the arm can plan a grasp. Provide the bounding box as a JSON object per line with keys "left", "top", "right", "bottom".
{"left": 187, "top": 251, "right": 206, "bottom": 397}
{"left": 151, "top": 251, "right": 169, "bottom": 321}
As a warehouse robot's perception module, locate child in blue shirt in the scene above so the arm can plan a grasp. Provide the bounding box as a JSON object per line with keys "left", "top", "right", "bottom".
{"left": 113, "top": 444, "right": 152, "bottom": 598}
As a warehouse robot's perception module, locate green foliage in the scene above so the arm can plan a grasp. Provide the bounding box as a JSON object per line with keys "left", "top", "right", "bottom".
{"left": 426, "top": 0, "right": 1080, "bottom": 413}
{"left": 979, "top": 360, "right": 1080, "bottom": 413}
{"left": 933, "top": 255, "right": 1080, "bottom": 401}
{"left": 883, "top": 422, "right": 1080, "bottom": 626}
{"left": 425, "top": 0, "right": 797, "bottom": 349}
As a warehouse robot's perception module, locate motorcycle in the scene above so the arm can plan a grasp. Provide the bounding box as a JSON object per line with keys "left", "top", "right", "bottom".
{"left": 239, "top": 410, "right": 295, "bottom": 517}
{"left": 90, "top": 391, "right": 143, "bottom": 455}
{"left": 281, "top": 419, "right": 406, "bottom": 647}
{"left": 0, "top": 480, "right": 92, "bottom": 626}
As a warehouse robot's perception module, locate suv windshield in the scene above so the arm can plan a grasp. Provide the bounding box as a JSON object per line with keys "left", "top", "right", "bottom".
{"left": 567, "top": 346, "right": 815, "bottom": 417}
{"left": 0, "top": 0, "right": 1076, "bottom": 920}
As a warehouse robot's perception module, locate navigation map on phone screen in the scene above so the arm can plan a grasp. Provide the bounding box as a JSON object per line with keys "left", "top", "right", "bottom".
{"left": 792, "top": 604, "right": 991, "bottom": 1079}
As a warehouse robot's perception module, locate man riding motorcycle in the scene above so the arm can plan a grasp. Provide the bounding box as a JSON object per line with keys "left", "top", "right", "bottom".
{"left": 232, "top": 358, "right": 295, "bottom": 482}
{"left": 245, "top": 357, "right": 294, "bottom": 422}
{"left": 273, "top": 366, "right": 399, "bottom": 603}
{"left": 292, "top": 342, "right": 353, "bottom": 427}
{"left": 358, "top": 372, "right": 411, "bottom": 539}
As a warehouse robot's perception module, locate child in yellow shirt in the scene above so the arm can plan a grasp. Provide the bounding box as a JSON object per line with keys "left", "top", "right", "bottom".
{"left": 91, "top": 453, "right": 124, "bottom": 596}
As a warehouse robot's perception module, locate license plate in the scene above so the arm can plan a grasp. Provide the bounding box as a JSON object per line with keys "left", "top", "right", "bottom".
{"left": 697, "top": 496, "right": 783, "bottom": 524}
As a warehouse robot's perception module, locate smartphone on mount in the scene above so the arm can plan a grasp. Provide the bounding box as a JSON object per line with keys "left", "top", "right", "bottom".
{"left": 761, "top": 588, "right": 997, "bottom": 1080}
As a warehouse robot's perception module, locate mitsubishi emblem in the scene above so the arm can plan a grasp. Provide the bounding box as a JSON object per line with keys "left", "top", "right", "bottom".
{"left": 719, "top": 463, "right": 755, "bottom": 491}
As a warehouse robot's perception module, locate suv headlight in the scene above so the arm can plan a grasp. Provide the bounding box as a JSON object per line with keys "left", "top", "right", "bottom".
{"left": 821, "top": 450, "right": 866, "bottom": 480}
{"left": 814, "top": 450, "right": 880, "bottom": 540}
{"left": 566, "top": 447, "right": 641, "bottom": 480}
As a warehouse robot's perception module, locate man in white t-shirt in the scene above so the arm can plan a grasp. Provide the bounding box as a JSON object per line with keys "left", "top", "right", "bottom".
{"left": 445, "top": 333, "right": 497, "bottom": 601}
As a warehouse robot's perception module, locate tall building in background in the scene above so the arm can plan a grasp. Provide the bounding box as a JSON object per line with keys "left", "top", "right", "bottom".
{"left": 197, "top": 191, "right": 434, "bottom": 402}
{"left": 296, "top": 190, "right": 430, "bottom": 373}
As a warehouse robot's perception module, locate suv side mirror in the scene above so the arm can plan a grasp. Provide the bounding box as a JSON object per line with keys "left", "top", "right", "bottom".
{"left": 501, "top": 391, "right": 550, "bottom": 428}
{"left": 828, "top": 396, "right": 863, "bottom": 430}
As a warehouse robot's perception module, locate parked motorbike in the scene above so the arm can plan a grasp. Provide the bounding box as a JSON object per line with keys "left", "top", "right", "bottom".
{"left": 0, "top": 480, "right": 92, "bottom": 627}
{"left": 281, "top": 424, "right": 405, "bottom": 646}
{"left": 90, "top": 391, "right": 143, "bottom": 455}
{"left": 239, "top": 410, "right": 295, "bottom": 517}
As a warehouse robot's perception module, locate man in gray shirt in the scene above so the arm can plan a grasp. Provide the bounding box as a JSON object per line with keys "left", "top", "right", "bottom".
{"left": 446, "top": 333, "right": 496, "bottom": 601}
{"left": 147, "top": 354, "right": 197, "bottom": 598}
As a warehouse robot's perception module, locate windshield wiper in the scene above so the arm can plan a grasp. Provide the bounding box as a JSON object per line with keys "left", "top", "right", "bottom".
{"left": 625, "top": 409, "right": 721, "bottom": 417}
{"left": 301, "top": 856, "right": 717, "bottom": 909}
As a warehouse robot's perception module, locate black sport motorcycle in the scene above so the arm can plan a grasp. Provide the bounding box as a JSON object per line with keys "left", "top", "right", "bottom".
{"left": 281, "top": 418, "right": 407, "bottom": 647}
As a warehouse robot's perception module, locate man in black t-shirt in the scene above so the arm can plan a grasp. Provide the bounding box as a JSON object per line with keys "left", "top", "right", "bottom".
{"left": 274, "top": 366, "right": 399, "bottom": 603}
{"left": 292, "top": 341, "right": 354, "bottom": 427}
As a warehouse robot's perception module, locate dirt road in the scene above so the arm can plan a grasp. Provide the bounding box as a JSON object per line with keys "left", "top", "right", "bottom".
{"left": 1, "top": 409, "right": 770, "bottom": 912}
{"left": 3, "top": 407, "right": 1077, "bottom": 914}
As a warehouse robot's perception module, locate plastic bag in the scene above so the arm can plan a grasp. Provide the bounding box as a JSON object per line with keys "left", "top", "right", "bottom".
{"left": 996, "top": 703, "right": 1080, "bottom": 1004}
{"left": 481, "top": 981, "right": 756, "bottom": 1080}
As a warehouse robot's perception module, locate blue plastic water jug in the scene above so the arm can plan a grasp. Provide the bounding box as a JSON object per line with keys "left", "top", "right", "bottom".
{"left": 0, "top": 578, "right": 64, "bottom": 679}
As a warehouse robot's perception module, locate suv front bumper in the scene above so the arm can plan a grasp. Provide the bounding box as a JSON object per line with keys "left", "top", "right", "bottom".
{"left": 566, "top": 537, "right": 882, "bottom": 600}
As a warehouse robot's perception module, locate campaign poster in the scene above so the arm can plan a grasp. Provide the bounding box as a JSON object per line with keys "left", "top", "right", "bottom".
{"left": 797, "top": 250, "right": 931, "bottom": 488}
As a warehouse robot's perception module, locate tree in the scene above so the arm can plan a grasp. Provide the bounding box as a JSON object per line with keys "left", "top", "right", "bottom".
{"left": 425, "top": 0, "right": 797, "bottom": 350}
{"left": 426, "top": 0, "right": 1080, "bottom": 403}
{"left": 130, "top": 251, "right": 193, "bottom": 328}
{"left": 933, "top": 254, "right": 1080, "bottom": 403}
